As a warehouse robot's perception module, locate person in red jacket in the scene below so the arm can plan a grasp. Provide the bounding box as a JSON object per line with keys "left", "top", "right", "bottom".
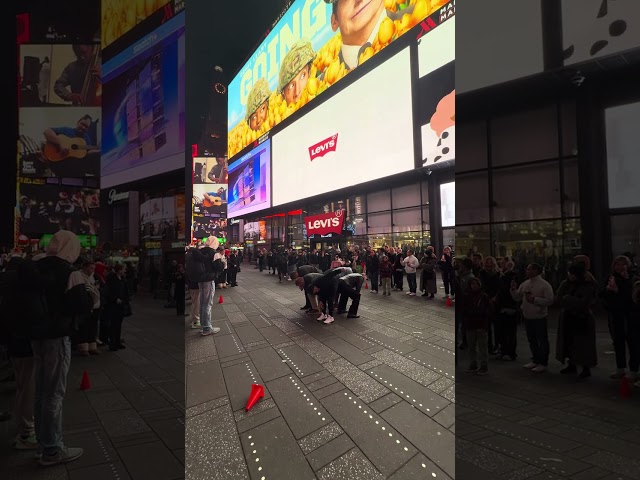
{"left": 380, "top": 255, "right": 393, "bottom": 296}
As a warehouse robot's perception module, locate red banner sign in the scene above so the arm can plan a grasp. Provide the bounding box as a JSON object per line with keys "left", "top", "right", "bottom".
{"left": 305, "top": 210, "right": 345, "bottom": 237}
{"left": 308, "top": 134, "right": 338, "bottom": 162}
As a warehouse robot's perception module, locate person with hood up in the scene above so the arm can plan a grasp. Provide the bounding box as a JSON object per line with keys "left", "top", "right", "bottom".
{"left": 20, "top": 231, "right": 91, "bottom": 466}
{"left": 187, "top": 236, "right": 222, "bottom": 336}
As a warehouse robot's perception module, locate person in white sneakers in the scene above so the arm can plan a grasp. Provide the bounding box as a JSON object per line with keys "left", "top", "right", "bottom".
{"left": 310, "top": 267, "right": 348, "bottom": 324}
{"left": 511, "top": 263, "right": 554, "bottom": 373}
{"left": 402, "top": 250, "right": 420, "bottom": 296}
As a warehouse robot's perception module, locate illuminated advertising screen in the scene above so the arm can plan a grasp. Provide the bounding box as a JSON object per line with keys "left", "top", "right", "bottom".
{"left": 228, "top": 0, "right": 452, "bottom": 158}
{"left": 271, "top": 47, "right": 414, "bottom": 207}
{"left": 19, "top": 44, "right": 102, "bottom": 108}
{"left": 606, "top": 102, "right": 640, "bottom": 209}
{"left": 243, "top": 221, "right": 267, "bottom": 242}
{"left": 227, "top": 139, "right": 272, "bottom": 218}
{"left": 193, "top": 157, "right": 228, "bottom": 184}
{"left": 101, "top": 0, "right": 173, "bottom": 49}
{"left": 19, "top": 107, "right": 102, "bottom": 178}
{"left": 18, "top": 180, "right": 100, "bottom": 236}
{"left": 193, "top": 183, "right": 228, "bottom": 217}
{"left": 101, "top": 11, "right": 185, "bottom": 188}
{"left": 440, "top": 181, "right": 455, "bottom": 227}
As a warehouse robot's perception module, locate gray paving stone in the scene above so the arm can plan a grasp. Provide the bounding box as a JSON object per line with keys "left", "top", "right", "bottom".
{"left": 276, "top": 344, "right": 325, "bottom": 377}
{"left": 121, "top": 388, "right": 171, "bottom": 413}
{"left": 234, "top": 324, "right": 266, "bottom": 346}
{"left": 330, "top": 325, "right": 378, "bottom": 350}
{"left": 570, "top": 467, "right": 613, "bottom": 480}
{"left": 428, "top": 377, "right": 455, "bottom": 395}
{"left": 298, "top": 422, "right": 345, "bottom": 454}
{"left": 369, "top": 364, "right": 449, "bottom": 417}
{"left": 68, "top": 461, "right": 131, "bottom": 480}
{"left": 546, "top": 422, "right": 639, "bottom": 458}
{"left": 372, "top": 349, "right": 443, "bottom": 387}
{"left": 403, "top": 337, "right": 454, "bottom": 362}
{"left": 381, "top": 401, "right": 455, "bottom": 478}
{"left": 314, "top": 381, "right": 348, "bottom": 400}
{"left": 368, "top": 392, "right": 404, "bottom": 414}
{"left": 316, "top": 448, "right": 384, "bottom": 480}
{"left": 307, "top": 375, "right": 339, "bottom": 392}
{"left": 248, "top": 314, "right": 274, "bottom": 328}
{"left": 234, "top": 398, "right": 277, "bottom": 423}
{"left": 300, "top": 369, "right": 332, "bottom": 385}
{"left": 258, "top": 325, "right": 290, "bottom": 345}
{"left": 118, "top": 441, "right": 183, "bottom": 480}
{"left": 293, "top": 334, "right": 342, "bottom": 364}
{"left": 248, "top": 345, "right": 293, "bottom": 382}
{"left": 434, "top": 403, "right": 456, "bottom": 429}
{"left": 582, "top": 450, "right": 640, "bottom": 479}
{"left": 321, "top": 390, "right": 416, "bottom": 476}
{"left": 361, "top": 330, "right": 416, "bottom": 355}
{"left": 214, "top": 333, "right": 246, "bottom": 358}
{"left": 482, "top": 418, "right": 580, "bottom": 453}
{"left": 186, "top": 359, "right": 225, "bottom": 408}
{"left": 98, "top": 409, "right": 151, "bottom": 438}
{"left": 477, "top": 434, "right": 591, "bottom": 477}
{"left": 147, "top": 416, "right": 185, "bottom": 450}
{"left": 240, "top": 417, "right": 316, "bottom": 480}
{"left": 323, "top": 337, "right": 374, "bottom": 366}
{"left": 306, "top": 434, "right": 355, "bottom": 471}
{"left": 324, "top": 358, "right": 389, "bottom": 403}
{"left": 185, "top": 404, "right": 248, "bottom": 480}
{"left": 388, "top": 453, "right": 452, "bottom": 480}
{"left": 222, "top": 361, "right": 270, "bottom": 411}
{"left": 236, "top": 404, "right": 282, "bottom": 434}
{"left": 185, "top": 396, "right": 229, "bottom": 418}
{"left": 456, "top": 439, "right": 527, "bottom": 475}
{"left": 266, "top": 375, "right": 333, "bottom": 439}
{"left": 63, "top": 430, "right": 119, "bottom": 471}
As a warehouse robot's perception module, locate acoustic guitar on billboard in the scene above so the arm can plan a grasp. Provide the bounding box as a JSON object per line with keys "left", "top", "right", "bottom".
{"left": 42, "top": 135, "right": 99, "bottom": 162}
{"left": 193, "top": 195, "right": 223, "bottom": 208}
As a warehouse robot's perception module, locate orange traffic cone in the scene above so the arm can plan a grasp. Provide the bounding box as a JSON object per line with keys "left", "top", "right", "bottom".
{"left": 445, "top": 297, "right": 453, "bottom": 307}
{"left": 620, "top": 376, "right": 631, "bottom": 398}
{"left": 245, "top": 384, "right": 264, "bottom": 412}
{"left": 80, "top": 370, "right": 91, "bottom": 391}
{"left": 365, "top": 282, "right": 369, "bottom": 290}
{"left": 218, "top": 295, "right": 224, "bottom": 304}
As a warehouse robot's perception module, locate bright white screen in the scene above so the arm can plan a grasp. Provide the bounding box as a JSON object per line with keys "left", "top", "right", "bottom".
{"left": 272, "top": 48, "right": 414, "bottom": 207}
{"left": 418, "top": 16, "right": 455, "bottom": 78}
{"left": 456, "top": 0, "right": 543, "bottom": 93}
{"left": 440, "top": 182, "right": 455, "bottom": 227}
{"left": 606, "top": 102, "right": 640, "bottom": 209}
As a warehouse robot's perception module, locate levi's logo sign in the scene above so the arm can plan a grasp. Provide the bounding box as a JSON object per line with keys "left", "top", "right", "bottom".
{"left": 309, "top": 134, "right": 338, "bottom": 161}
{"left": 305, "top": 210, "right": 345, "bottom": 236}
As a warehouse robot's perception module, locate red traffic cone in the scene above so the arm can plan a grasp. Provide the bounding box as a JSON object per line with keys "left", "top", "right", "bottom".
{"left": 245, "top": 384, "right": 264, "bottom": 412}
{"left": 445, "top": 297, "right": 453, "bottom": 307}
{"left": 365, "top": 282, "right": 369, "bottom": 290}
{"left": 620, "top": 376, "right": 632, "bottom": 398}
{"left": 80, "top": 370, "right": 91, "bottom": 391}
{"left": 218, "top": 295, "right": 224, "bottom": 304}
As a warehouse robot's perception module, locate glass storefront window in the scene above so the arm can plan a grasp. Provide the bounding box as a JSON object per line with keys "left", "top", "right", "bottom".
{"left": 367, "top": 212, "right": 391, "bottom": 234}
{"left": 611, "top": 214, "right": 640, "bottom": 257}
{"left": 492, "top": 162, "right": 562, "bottom": 222}
{"left": 457, "top": 171, "right": 490, "bottom": 224}
{"left": 455, "top": 224, "right": 490, "bottom": 258}
{"left": 393, "top": 207, "right": 421, "bottom": 233}
{"left": 393, "top": 232, "right": 423, "bottom": 250}
{"left": 392, "top": 184, "right": 421, "bottom": 209}
{"left": 367, "top": 189, "right": 391, "bottom": 213}
{"left": 563, "top": 158, "right": 580, "bottom": 217}
{"left": 457, "top": 121, "right": 488, "bottom": 172}
{"left": 491, "top": 105, "right": 559, "bottom": 166}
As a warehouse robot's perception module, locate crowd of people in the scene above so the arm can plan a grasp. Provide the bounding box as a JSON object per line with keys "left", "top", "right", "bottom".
{"left": 0, "top": 231, "right": 135, "bottom": 465}
{"left": 455, "top": 251, "right": 640, "bottom": 386}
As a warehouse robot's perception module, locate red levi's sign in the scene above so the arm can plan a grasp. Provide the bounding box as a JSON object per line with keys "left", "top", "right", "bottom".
{"left": 308, "top": 134, "right": 338, "bottom": 161}
{"left": 305, "top": 210, "right": 345, "bottom": 236}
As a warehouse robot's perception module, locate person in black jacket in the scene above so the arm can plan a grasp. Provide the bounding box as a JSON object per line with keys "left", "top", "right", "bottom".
{"left": 439, "top": 247, "right": 455, "bottom": 298}
{"left": 479, "top": 256, "right": 502, "bottom": 355}
{"left": 188, "top": 237, "right": 221, "bottom": 335}
{"left": 292, "top": 265, "right": 322, "bottom": 309}
{"left": 295, "top": 272, "right": 323, "bottom": 314}
{"left": 227, "top": 250, "right": 240, "bottom": 287}
{"left": 365, "top": 249, "right": 380, "bottom": 294}
{"left": 0, "top": 256, "right": 37, "bottom": 449}
{"left": 105, "top": 264, "right": 130, "bottom": 351}
{"left": 20, "top": 231, "right": 89, "bottom": 466}
{"left": 496, "top": 259, "right": 519, "bottom": 360}
{"left": 336, "top": 273, "right": 364, "bottom": 318}
{"left": 276, "top": 249, "right": 288, "bottom": 282}
{"left": 310, "top": 267, "right": 348, "bottom": 324}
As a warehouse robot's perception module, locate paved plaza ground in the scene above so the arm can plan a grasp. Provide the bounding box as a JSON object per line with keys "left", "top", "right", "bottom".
{"left": 185, "top": 265, "right": 456, "bottom": 480}
{"left": 1, "top": 294, "right": 185, "bottom": 480}
{"left": 457, "top": 308, "right": 640, "bottom": 480}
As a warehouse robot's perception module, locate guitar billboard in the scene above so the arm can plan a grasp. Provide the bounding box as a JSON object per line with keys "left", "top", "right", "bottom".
{"left": 18, "top": 107, "right": 101, "bottom": 178}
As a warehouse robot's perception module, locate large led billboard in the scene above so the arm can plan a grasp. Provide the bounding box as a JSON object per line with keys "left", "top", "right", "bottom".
{"left": 101, "top": 11, "right": 185, "bottom": 189}
{"left": 227, "top": 139, "right": 272, "bottom": 218}
{"left": 271, "top": 47, "right": 414, "bottom": 207}
{"left": 606, "top": 102, "right": 640, "bottom": 210}
{"left": 227, "top": 0, "right": 452, "bottom": 158}
{"left": 101, "top": 0, "right": 172, "bottom": 49}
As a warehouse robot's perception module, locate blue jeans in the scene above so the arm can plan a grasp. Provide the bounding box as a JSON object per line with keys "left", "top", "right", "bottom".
{"left": 407, "top": 272, "right": 417, "bottom": 293}
{"left": 198, "top": 281, "right": 215, "bottom": 332}
{"left": 31, "top": 337, "right": 71, "bottom": 456}
{"left": 524, "top": 317, "right": 549, "bottom": 366}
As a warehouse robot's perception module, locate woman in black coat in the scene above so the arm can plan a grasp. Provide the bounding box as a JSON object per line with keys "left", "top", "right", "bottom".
{"left": 105, "top": 264, "right": 130, "bottom": 351}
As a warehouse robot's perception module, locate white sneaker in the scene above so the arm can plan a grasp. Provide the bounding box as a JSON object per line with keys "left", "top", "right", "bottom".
{"left": 323, "top": 316, "right": 334, "bottom": 324}
{"left": 409, "top": 292, "right": 416, "bottom": 296}
{"left": 190, "top": 322, "right": 201, "bottom": 329}
{"left": 406, "top": 291, "right": 412, "bottom": 295}
{"left": 523, "top": 362, "right": 537, "bottom": 369}
{"left": 317, "top": 314, "right": 327, "bottom": 321}
{"left": 532, "top": 365, "right": 546, "bottom": 373}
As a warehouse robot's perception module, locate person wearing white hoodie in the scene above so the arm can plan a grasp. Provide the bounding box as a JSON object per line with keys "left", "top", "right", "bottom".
{"left": 402, "top": 250, "right": 420, "bottom": 296}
